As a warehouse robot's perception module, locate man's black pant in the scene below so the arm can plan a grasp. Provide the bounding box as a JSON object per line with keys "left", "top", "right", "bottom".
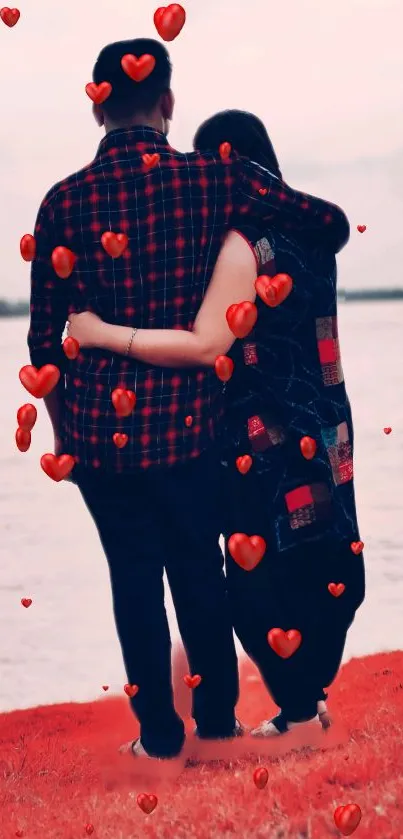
{"left": 223, "top": 467, "right": 365, "bottom": 722}
{"left": 77, "top": 449, "right": 239, "bottom": 758}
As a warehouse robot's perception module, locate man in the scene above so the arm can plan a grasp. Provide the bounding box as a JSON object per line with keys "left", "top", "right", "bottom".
{"left": 28, "top": 38, "right": 349, "bottom": 760}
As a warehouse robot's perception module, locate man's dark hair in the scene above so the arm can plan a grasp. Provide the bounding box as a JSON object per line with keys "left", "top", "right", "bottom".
{"left": 194, "top": 110, "right": 282, "bottom": 179}
{"left": 92, "top": 38, "right": 172, "bottom": 120}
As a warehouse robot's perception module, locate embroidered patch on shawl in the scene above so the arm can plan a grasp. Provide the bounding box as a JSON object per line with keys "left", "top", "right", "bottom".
{"left": 285, "top": 483, "right": 332, "bottom": 530}
{"left": 247, "top": 414, "right": 286, "bottom": 453}
{"left": 254, "top": 237, "right": 274, "bottom": 267}
{"left": 316, "top": 316, "right": 344, "bottom": 386}
{"left": 321, "top": 421, "right": 353, "bottom": 485}
{"left": 243, "top": 342, "right": 258, "bottom": 365}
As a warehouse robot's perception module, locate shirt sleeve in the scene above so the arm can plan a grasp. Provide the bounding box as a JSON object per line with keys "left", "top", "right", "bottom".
{"left": 234, "top": 157, "right": 350, "bottom": 255}
{"left": 27, "top": 194, "right": 68, "bottom": 374}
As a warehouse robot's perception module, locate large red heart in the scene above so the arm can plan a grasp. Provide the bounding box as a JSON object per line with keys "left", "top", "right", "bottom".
{"left": 0, "top": 7, "right": 20, "bottom": 26}
{"left": 255, "top": 274, "right": 293, "bottom": 308}
{"left": 113, "top": 433, "right": 128, "bottom": 449}
{"left": 40, "top": 453, "right": 75, "bottom": 482}
{"left": 20, "top": 234, "right": 36, "bottom": 262}
{"left": 121, "top": 54, "right": 156, "bottom": 82}
{"left": 124, "top": 683, "right": 139, "bottom": 698}
{"left": 101, "top": 232, "right": 128, "bottom": 259}
{"left": 15, "top": 428, "right": 31, "bottom": 452}
{"left": 267, "top": 628, "right": 302, "bottom": 659}
{"left": 17, "top": 403, "right": 37, "bottom": 432}
{"left": 142, "top": 153, "right": 160, "bottom": 170}
{"left": 85, "top": 82, "right": 112, "bottom": 105}
{"left": 333, "top": 804, "right": 362, "bottom": 835}
{"left": 328, "top": 582, "right": 345, "bottom": 598}
{"left": 226, "top": 302, "right": 258, "bottom": 339}
{"left": 350, "top": 541, "right": 364, "bottom": 555}
{"left": 21, "top": 598, "right": 32, "bottom": 608}
{"left": 228, "top": 533, "right": 266, "bottom": 571}
{"left": 300, "top": 436, "right": 317, "bottom": 460}
{"left": 235, "top": 455, "right": 252, "bottom": 475}
{"left": 63, "top": 336, "right": 80, "bottom": 360}
{"left": 137, "top": 793, "right": 158, "bottom": 814}
{"left": 111, "top": 388, "right": 136, "bottom": 418}
{"left": 19, "top": 364, "right": 60, "bottom": 398}
{"left": 51, "top": 246, "right": 76, "bottom": 279}
{"left": 253, "top": 767, "right": 268, "bottom": 789}
{"left": 214, "top": 354, "right": 234, "bottom": 382}
{"left": 154, "top": 4, "right": 186, "bottom": 41}
{"left": 183, "top": 674, "right": 202, "bottom": 689}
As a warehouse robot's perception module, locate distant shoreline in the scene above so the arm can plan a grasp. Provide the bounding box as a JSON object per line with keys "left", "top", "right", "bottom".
{"left": 1, "top": 288, "right": 403, "bottom": 317}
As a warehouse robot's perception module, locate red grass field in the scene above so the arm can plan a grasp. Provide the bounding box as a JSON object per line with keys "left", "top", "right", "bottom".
{"left": 1, "top": 650, "right": 403, "bottom": 839}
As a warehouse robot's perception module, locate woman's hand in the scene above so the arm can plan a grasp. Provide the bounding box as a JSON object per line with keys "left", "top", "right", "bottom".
{"left": 67, "top": 311, "right": 107, "bottom": 349}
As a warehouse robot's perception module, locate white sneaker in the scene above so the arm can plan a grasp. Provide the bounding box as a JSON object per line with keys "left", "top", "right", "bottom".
{"left": 251, "top": 712, "right": 320, "bottom": 737}
{"left": 119, "top": 738, "right": 150, "bottom": 757}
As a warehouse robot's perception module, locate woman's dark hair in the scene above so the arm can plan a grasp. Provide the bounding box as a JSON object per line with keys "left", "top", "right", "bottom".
{"left": 193, "top": 110, "right": 282, "bottom": 178}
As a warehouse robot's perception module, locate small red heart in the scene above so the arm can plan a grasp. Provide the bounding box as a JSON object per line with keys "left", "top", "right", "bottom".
{"left": 40, "top": 453, "right": 75, "bottom": 482}
{"left": 0, "top": 7, "right": 20, "bottom": 26}
{"left": 15, "top": 831, "right": 24, "bottom": 838}
{"left": 20, "top": 233, "right": 36, "bottom": 262}
{"left": 142, "top": 153, "right": 160, "bottom": 170}
{"left": 63, "top": 336, "right": 80, "bottom": 360}
{"left": 357, "top": 225, "right": 366, "bottom": 233}
{"left": 113, "top": 433, "right": 128, "bottom": 449}
{"left": 236, "top": 455, "right": 253, "bottom": 475}
{"left": 258, "top": 188, "right": 268, "bottom": 196}
{"left": 226, "top": 301, "right": 258, "bottom": 339}
{"left": 383, "top": 427, "right": 392, "bottom": 435}
{"left": 101, "top": 232, "right": 128, "bottom": 259}
{"left": 185, "top": 415, "right": 193, "bottom": 428}
{"left": 16, "top": 428, "right": 31, "bottom": 453}
{"left": 300, "top": 436, "right": 317, "bottom": 460}
{"left": 21, "top": 598, "right": 32, "bottom": 608}
{"left": 253, "top": 766, "right": 268, "bottom": 789}
{"left": 350, "top": 541, "right": 364, "bottom": 555}
{"left": 219, "top": 142, "right": 231, "bottom": 160}
{"left": 328, "top": 582, "right": 345, "bottom": 598}
{"left": 121, "top": 54, "right": 156, "bottom": 82}
{"left": 111, "top": 388, "right": 136, "bottom": 418}
{"left": 267, "top": 628, "right": 302, "bottom": 659}
{"left": 17, "top": 403, "right": 37, "bottom": 432}
{"left": 85, "top": 826, "right": 94, "bottom": 836}
{"left": 183, "top": 674, "right": 202, "bottom": 689}
{"left": 137, "top": 793, "right": 158, "bottom": 814}
{"left": 51, "top": 246, "right": 76, "bottom": 279}
{"left": 85, "top": 81, "right": 112, "bottom": 105}
{"left": 255, "top": 273, "right": 293, "bottom": 308}
{"left": 228, "top": 533, "right": 266, "bottom": 571}
{"left": 333, "top": 804, "right": 362, "bottom": 835}
{"left": 102, "top": 685, "right": 109, "bottom": 691}
{"left": 19, "top": 364, "right": 60, "bottom": 398}
{"left": 124, "top": 683, "right": 139, "bottom": 698}
{"left": 214, "top": 354, "right": 234, "bottom": 383}
{"left": 153, "top": 4, "right": 186, "bottom": 41}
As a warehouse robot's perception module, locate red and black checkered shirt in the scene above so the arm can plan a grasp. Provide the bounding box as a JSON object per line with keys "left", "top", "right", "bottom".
{"left": 28, "top": 126, "right": 349, "bottom": 473}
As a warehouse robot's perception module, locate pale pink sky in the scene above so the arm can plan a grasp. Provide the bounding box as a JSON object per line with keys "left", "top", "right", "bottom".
{"left": 1, "top": 0, "right": 402, "bottom": 296}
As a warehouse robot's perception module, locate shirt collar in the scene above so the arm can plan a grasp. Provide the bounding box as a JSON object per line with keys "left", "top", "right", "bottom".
{"left": 95, "top": 126, "right": 170, "bottom": 158}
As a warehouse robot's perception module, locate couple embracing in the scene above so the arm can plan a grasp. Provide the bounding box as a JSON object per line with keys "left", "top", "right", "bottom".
{"left": 28, "top": 37, "right": 365, "bottom": 760}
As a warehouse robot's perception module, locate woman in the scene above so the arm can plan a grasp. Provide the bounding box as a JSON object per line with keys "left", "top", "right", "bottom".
{"left": 68, "top": 111, "right": 365, "bottom": 736}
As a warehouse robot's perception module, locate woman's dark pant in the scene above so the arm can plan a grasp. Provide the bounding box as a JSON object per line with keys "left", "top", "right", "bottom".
{"left": 223, "top": 468, "right": 365, "bottom": 722}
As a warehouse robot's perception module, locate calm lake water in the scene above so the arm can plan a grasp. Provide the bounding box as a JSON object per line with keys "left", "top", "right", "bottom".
{"left": 0, "top": 305, "right": 402, "bottom": 712}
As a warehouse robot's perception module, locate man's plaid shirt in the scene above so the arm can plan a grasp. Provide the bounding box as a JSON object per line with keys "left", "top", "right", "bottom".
{"left": 28, "top": 127, "right": 349, "bottom": 473}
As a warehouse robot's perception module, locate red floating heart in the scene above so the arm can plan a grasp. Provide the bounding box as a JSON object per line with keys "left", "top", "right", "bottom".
{"left": 228, "top": 533, "right": 266, "bottom": 571}
{"left": 255, "top": 273, "right": 293, "bottom": 308}
{"left": 124, "top": 683, "right": 139, "bottom": 698}
{"left": 40, "top": 453, "right": 75, "bottom": 482}
{"left": 15, "top": 831, "right": 24, "bottom": 838}
{"left": 226, "top": 301, "right": 258, "bottom": 339}
{"left": 113, "top": 433, "right": 128, "bottom": 449}
{"left": 85, "top": 81, "right": 112, "bottom": 104}
{"left": 236, "top": 454, "right": 253, "bottom": 475}
{"left": 63, "top": 336, "right": 80, "bottom": 360}
{"left": 121, "top": 54, "right": 156, "bottom": 82}
{"left": 111, "top": 388, "right": 136, "bottom": 418}
{"left": 333, "top": 804, "right": 362, "bottom": 835}
{"left": 0, "top": 7, "right": 20, "bottom": 26}
{"left": 142, "top": 153, "right": 160, "bottom": 170}
{"left": 357, "top": 225, "right": 366, "bottom": 233}
{"left": 19, "top": 364, "right": 60, "bottom": 398}
{"left": 267, "top": 628, "right": 302, "bottom": 659}
{"left": 101, "top": 232, "right": 128, "bottom": 259}
{"left": 21, "top": 598, "right": 32, "bottom": 608}
{"left": 383, "top": 426, "right": 392, "bottom": 435}
{"left": 185, "top": 415, "right": 193, "bottom": 427}
{"left": 258, "top": 188, "right": 268, "bottom": 196}
{"left": 154, "top": 4, "right": 186, "bottom": 41}
{"left": 253, "top": 766, "right": 268, "bottom": 789}
{"left": 51, "top": 246, "right": 76, "bottom": 279}
{"left": 219, "top": 142, "right": 231, "bottom": 160}
{"left": 137, "top": 793, "right": 158, "bottom": 814}
{"left": 16, "top": 428, "right": 31, "bottom": 452}
{"left": 300, "top": 436, "right": 317, "bottom": 460}
{"left": 350, "top": 541, "right": 364, "bottom": 555}
{"left": 85, "top": 826, "right": 94, "bottom": 836}
{"left": 215, "top": 354, "right": 234, "bottom": 383}
{"left": 183, "top": 674, "right": 202, "bottom": 689}
{"left": 328, "top": 582, "right": 345, "bottom": 598}
{"left": 20, "top": 233, "right": 36, "bottom": 262}
{"left": 102, "top": 685, "right": 109, "bottom": 691}
{"left": 17, "top": 403, "right": 37, "bottom": 432}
